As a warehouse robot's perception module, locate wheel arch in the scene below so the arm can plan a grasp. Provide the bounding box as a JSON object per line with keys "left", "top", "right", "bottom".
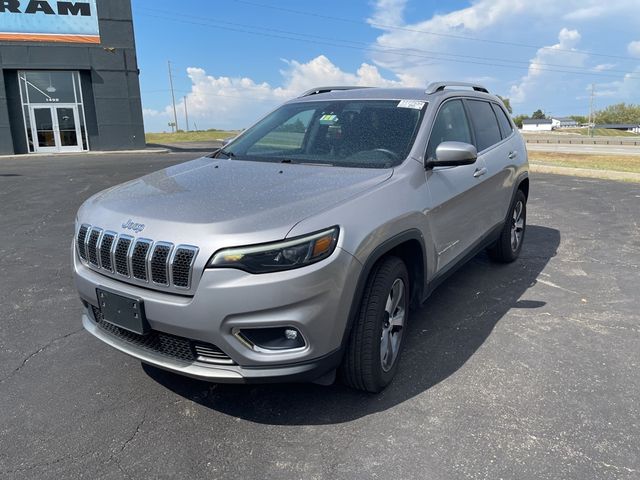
{"left": 340, "top": 230, "right": 426, "bottom": 351}
{"left": 518, "top": 175, "right": 530, "bottom": 200}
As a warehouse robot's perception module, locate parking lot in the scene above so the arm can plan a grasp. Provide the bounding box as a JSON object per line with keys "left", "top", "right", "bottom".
{"left": 1, "top": 153, "right": 639, "bottom": 479}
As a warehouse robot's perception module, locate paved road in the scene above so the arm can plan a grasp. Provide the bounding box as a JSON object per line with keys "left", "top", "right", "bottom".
{"left": 1, "top": 153, "right": 639, "bottom": 479}
{"left": 527, "top": 143, "right": 640, "bottom": 156}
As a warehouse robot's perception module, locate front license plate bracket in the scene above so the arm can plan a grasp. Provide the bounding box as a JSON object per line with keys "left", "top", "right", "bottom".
{"left": 97, "top": 288, "right": 150, "bottom": 335}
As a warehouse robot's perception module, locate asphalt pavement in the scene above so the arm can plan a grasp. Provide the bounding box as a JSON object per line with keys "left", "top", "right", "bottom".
{"left": 1, "top": 153, "right": 639, "bottom": 479}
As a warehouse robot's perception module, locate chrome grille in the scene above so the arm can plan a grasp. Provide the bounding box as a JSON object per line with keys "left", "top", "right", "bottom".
{"left": 150, "top": 243, "right": 172, "bottom": 286}
{"left": 91, "top": 306, "right": 234, "bottom": 365}
{"left": 131, "top": 239, "right": 152, "bottom": 281}
{"left": 172, "top": 247, "right": 197, "bottom": 288}
{"left": 99, "top": 232, "right": 116, "bottom": 272}
{"left": 76, "top": 224, "right": 199, "bottom": 291}
{"left": 87, "top": 228, "right": 102, "bottom": 266}
{"left": 114, "top": 236, "right": 132, "bottom": 276}
{"left": 77, "top": 225, "right": 89, "bottom": 261}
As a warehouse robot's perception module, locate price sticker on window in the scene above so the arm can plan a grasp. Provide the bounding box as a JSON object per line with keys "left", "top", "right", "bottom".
{"left": 397, "top": 100, "right": 425, "bottom": 110}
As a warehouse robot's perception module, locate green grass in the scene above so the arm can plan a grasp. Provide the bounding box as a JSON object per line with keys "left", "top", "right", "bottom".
{"left": 560, "top": 128, "right": 639, "bottom": 137}
{"left": 529, "top": 152, "right": 640, "bottom": 174}
{"left": 145, "top": 130, "right": 240, "bottom": 144}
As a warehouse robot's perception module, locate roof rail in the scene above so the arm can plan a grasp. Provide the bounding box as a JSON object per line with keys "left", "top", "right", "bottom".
{"left": 299, "top": 86, "right": 370, "bottom": 98}
{"left": 426, "top": 81, "right": 489, "bottom": 94}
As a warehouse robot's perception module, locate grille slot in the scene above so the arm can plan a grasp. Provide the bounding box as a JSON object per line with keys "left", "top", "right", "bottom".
{"left": 99, "top": 233, "right": 116, "bottom": 272}
{"left": 91, "top": 306, "right": 234, "bottom": 365}
{"left": 172, "top": 247, "right": 198, "bottom": 288}
{"left": 77, "top": 225, "right": 89, "bottom": 261}
{"left": 87, "top": 228, "right": 102, "bottom": 267}
{"left": 194, "top": 344, "right": 235, "bottom": 365}
{"left": 76, "top": 225, "right": 198, "bottom": 291}
{"left": 114, "top": 236, "right": 133, "bottom": 276}
{"left": 131, "top": 240, "right": 152, "bottom": 281}
{"left": 150, "top": 243, "right": 172, "bottom": 285}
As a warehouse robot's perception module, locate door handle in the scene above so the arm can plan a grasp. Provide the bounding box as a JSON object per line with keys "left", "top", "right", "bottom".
{"left": 473, "top": 167, "right": 487, "bottom": 178}
{"left": 508, "top": 151, "right": 518, "bottom": 160}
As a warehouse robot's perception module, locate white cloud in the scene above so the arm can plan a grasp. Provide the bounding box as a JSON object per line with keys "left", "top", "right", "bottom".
{"left": 563, "top": 1, "right": 640, "bottom": 20}
{"left": 143, "top": 55, "right": 412, "bottom": 131}
{"left": 509, "top": 28, "right": 588, "bottom": 103}
{"left": 593, "top": 63, "right": 616, "bottom": 72}
{"left": 367, "top": 0, "right": 408, "bottom": 27}
{"left": 594, "top": 66, "right": 640, "bottom": 99}
{"left": 365, "top": 0, "right": 639, "bottom": 109}
{"left": 628, "top": 41, "right": 640, "bottom": 58}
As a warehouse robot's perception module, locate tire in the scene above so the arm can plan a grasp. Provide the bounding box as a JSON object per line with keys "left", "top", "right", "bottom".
{"left": 488, "top": 189, "right": 527, "bottom": 263}
{"left": 340, "top": 256, "right": 410, "bottom": 393}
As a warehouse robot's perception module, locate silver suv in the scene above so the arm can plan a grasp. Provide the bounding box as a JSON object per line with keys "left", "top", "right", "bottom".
{"left": 73, "top": 82, "right": 529, "bottom": 392}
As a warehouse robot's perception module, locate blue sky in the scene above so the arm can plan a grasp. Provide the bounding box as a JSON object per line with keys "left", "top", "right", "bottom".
{"left": 133, "top": 0, "right": 640, "bottom": 132}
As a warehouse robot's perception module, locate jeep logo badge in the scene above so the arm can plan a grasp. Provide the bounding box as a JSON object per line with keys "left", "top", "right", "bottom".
{"left": 122, "top": 219, "right": 145, "bottom": 233}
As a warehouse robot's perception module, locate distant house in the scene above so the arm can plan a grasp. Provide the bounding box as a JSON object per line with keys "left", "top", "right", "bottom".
{"left": 521, "top": 118, "right": 553, "bottom": 131}
{"left": 595, "top": 124, "right": 640, "bottom": 134}
{"left": 551, "top": 117, "right": 579, "bottom": 128}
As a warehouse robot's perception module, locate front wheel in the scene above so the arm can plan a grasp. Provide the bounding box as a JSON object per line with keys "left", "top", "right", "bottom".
{"left": 340, "top": 256, "right": 409, "bottom": 392}
{"left": 488, "top": 189, "right": 527, "bottom": 263}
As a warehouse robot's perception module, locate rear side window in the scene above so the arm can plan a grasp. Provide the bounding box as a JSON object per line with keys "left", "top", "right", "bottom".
{"left": 426, "top": 99, "right": 472, "bottom": 160}
{"left": 492, "top": 103, "right": 513, "bottom": 139}
{"left": 466, "top": 100, "right": 502, "bottom": 151}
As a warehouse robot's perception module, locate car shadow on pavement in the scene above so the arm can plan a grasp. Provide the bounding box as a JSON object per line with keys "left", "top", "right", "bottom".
{"left": 144, "top": 225, "right": 560, "bottom": 425}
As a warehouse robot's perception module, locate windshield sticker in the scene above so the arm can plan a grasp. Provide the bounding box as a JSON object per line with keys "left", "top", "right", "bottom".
{"left": 319, "top": 114, "right": 339, "bottom": 125}
{"left": 397, "top": 100, "right": 426, "bottom": 110}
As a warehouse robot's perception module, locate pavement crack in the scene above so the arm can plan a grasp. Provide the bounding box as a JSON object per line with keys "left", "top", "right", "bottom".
{"left": 0, "top": 328, "right": 83, "bottom": 384}
{"left": 106, "top": 408, "right": 148, "bottom": 478}
{"left": 119, "top": 409, "right": 147, "bottom": 454}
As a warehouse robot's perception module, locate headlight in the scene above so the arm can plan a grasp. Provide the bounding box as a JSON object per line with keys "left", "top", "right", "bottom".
{"left": 207, "top": 227, "right": 339, "bottom": 274}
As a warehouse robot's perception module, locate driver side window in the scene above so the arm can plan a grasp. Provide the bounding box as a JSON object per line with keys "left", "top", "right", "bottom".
{"left": 426, "top": 99, "right": 472, "bottom": 160}
{"left": 247, "top": 109, "right": 314, "bottom": 155}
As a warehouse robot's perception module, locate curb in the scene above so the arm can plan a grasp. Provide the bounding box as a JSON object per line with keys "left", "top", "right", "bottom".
{"left": 530, "top": 163, "right": 640, "bottom": 182}
{"left": 0, "top": 148, "right": 170, "bottom": 160}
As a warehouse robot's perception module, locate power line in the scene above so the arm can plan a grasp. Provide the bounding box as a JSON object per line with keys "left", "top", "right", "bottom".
{"left": 137, "top": 11, "right": 640, "bottom": 81}
{"left": 137, "top": 7, "right": 637, "bottom": 78}
{"left": 229, "top": 0, "right": 639, "bottom": 62}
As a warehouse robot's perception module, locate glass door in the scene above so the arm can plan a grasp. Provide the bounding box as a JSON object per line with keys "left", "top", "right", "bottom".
{"left": 29, "top": 105, "right": 83, "bottom": 153}
{"left": 31, "top": 107, "right": 58, "bottom": 153}
{"left": 55, "top": 106, "right": 82, "bottom": 152}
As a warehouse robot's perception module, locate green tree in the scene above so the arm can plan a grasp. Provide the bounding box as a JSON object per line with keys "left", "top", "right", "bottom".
{"left": 570, "top": 115, "right": 588, "bottom": 124}
{"left": 593, "top": 103, "right": 640, "bottom": 124}
{"left": 531, "top": 109, "right": 546, "bottom": 119}
{"left": 496, "top": 95, "right": 512, "bottom": 114}
{"left": 513, "top": 114, "right": 530, "bottom": 129}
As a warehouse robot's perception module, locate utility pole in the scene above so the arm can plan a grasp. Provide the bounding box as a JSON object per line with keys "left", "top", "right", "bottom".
{"left": 588, "top": 83, "right": 595, "bottom": 137}
{"left": 168, "top": 61, "right": 179, "bottom": 132}
{"left": 184, "top": 96, "right": 190, "bottom": 132}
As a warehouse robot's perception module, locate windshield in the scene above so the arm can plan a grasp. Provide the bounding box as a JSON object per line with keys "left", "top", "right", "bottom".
{"left": 219, "top": 99, "right": 426, "bottom": 168}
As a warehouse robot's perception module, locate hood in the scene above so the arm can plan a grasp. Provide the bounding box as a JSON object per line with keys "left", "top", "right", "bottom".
{"left": 78, "top": 157, "right": 392, "bottom": 244}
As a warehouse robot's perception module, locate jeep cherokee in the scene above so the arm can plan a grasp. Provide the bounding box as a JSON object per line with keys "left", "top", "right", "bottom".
{"left": 73, "top": 82, "right": 529, "bottom": 392}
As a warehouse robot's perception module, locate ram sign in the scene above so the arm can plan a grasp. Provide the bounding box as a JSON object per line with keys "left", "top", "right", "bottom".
{"left": 0, "top": 1, "right": 100, "bottom": 43}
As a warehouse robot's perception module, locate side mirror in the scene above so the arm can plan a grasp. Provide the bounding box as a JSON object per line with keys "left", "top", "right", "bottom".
{"left": 222, "top": 136, "right": 236, "bottom": 146}
{"left": 426, "top": 141, "right": 478, "bottom": 169}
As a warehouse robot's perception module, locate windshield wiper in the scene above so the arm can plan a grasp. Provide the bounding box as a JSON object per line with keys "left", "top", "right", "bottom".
{"left": 216, "top": 149, "right": 235, "bottom": 158}
{"left": 280, "top": 159, "right": 333, "bottom": 167}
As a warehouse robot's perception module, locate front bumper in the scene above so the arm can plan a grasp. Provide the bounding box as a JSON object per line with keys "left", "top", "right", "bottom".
{"left": 75, "top": 246, "right": 362, "bottom": 383}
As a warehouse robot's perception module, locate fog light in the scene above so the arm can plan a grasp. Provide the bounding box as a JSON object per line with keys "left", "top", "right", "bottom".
{"left": 284, "top": 329, "right": 298, "bottom": 340}
{"left": 236, "top": 327, "right": 305, "bottom": 351}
